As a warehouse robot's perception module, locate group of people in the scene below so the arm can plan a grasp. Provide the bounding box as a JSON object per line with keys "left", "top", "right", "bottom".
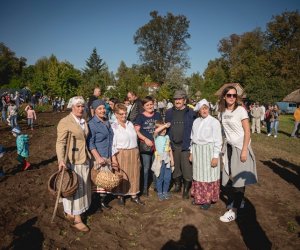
{"left": 249, "top": 102, "right": 281, "bottom": 138}
{"left": 57, "top": 86, "right": 258, "bottom": 232}
{"left": 1, "top": 92, "right": 37, "bottom": 130}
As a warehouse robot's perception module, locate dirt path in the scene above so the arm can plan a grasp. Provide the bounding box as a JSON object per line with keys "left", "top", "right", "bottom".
{"left": 0, "top": 112, "right": 299, "bottom": 249}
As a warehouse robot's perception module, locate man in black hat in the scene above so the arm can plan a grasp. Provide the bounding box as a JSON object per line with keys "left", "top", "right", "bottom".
{"left": 165, "top": 90, "right": 196, "bottom": 199}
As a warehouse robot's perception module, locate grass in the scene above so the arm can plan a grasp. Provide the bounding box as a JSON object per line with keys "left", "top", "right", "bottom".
{"left": 251, "top": 115, "right": 300, "bottom": 165}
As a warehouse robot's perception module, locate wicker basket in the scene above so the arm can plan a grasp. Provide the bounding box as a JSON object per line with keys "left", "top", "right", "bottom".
{"left": 91, "top": 164, "right": 122, "bottom": 191}
{"left": 48, "top": 169, "right": 79, "bottom": 198}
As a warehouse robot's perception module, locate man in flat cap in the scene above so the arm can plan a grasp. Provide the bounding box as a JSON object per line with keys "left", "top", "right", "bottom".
{"left": 165, "top": 90, "right": 197, "bottom": 199}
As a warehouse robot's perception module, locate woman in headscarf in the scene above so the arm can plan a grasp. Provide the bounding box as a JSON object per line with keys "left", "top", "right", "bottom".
{"left": 190, "top": 99, "right": 222, "bottom": 210}
{"left": 56, "top": 96, "right": 91, "bottom": 232}
{"left": 111, "top": 103, "right": 144, "bottom": 205}
{"left": 87, "top": 99, "right": 115, "bottom": 211}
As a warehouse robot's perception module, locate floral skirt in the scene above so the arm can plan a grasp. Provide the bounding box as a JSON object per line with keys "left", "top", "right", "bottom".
{"left": 191, "top": 179, "right": 220, "bottom": 205}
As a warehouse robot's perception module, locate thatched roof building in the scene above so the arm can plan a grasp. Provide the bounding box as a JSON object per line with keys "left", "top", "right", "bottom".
{"left": 214, "top": 83, "right": 246, "bottom": 98}
{"left": 283, "top": 89, "right": 300, "bottom": 103}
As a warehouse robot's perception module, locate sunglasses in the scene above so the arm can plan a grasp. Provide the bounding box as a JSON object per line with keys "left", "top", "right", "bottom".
{"left": 226, "top": 94, "right": 237, "bottom": 98}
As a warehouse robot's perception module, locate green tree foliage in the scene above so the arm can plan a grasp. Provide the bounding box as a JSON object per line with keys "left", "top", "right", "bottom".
{"left": 112, "top": 62, "right": 147, "bottom": 100}
{"left": 266, "top": 11, "right": 300, "bottom": 96}
{"left": 0, "top": 42, "right": 26, "bottom": 87}
{"left": 28, "top": 55, "right": 82, "bottom": 99}
{"left": 214, "top": 11, "right": 300, "bottom": 104}
{"left": 186, "top": 72, "right": 204, "bottom": 100}
{"left": 201, "top": 59, "right": 227, "bottom": 102}
{"left": 80, "top": 48, "right": 112, "bottom": 97}
{"left": 134, "top": 11, "right": 191, "bottom": 82}
{"left": 84, "top": 48, "right": 107, "bottom": 75}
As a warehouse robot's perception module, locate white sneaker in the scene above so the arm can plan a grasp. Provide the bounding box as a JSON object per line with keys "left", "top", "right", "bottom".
{"left": 274, "top": 135, "right": 277, "bottom": 138}
{"left": 267, "top": 133, "right": 271, "bottom": 136}
{"left": 220, "top": 209, "right": 236, "bottom": 222}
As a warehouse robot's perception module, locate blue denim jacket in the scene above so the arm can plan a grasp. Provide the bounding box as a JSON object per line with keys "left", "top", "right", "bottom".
{"left": 87, "top": 116, "right": 114, "bottom": 158}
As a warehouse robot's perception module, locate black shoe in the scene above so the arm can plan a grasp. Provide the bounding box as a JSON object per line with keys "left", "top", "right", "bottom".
{"left": 182, "top": 180, "right": 192, "bottom": 199}
{"left": 101, "top": 201, "right": 112, "bottom": 210}
{"left": 142, "top": 190, "right": 149, "bottom": 197}
{"left": 131, "top": 197, "right": 145, "bottom": 205}
{"left": 200, "top": 203, "right": 211, "bottom": 210}
{"left": 173, "top": 176, "right": 182, "bottom": 193}
{"left": 118, "top": 197, "right": 125, "bottom": 206}
{"left": 100, "top": 196, "right": 112, "bottom": 210}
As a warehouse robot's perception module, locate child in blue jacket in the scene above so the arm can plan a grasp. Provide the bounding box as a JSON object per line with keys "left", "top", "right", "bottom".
{"left": 12, "top": 127, "right": 30, "bottom": 170}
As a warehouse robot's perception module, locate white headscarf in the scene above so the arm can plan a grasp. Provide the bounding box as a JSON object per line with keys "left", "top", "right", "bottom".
{"left": 194, "top": 99, "right": 210, "bottom": 112}
{"left": 67, "top": 96, "right": 85, "bottom": 109}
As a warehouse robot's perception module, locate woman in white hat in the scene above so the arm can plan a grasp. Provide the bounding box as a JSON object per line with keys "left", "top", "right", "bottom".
{"left": 56, "top": 96, "right": 91, "bottom": 232}
{"left": 190, "top": 99, "right": 222, "bottom": 210}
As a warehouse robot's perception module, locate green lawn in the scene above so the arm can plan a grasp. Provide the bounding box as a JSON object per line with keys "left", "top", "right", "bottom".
{"left": 251, "top": 115, "right": 300, "bottom": 166}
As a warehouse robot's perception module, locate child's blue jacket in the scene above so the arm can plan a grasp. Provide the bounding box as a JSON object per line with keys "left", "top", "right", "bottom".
{"left": 16, "top": 134, "right": 29, "bottom": 158}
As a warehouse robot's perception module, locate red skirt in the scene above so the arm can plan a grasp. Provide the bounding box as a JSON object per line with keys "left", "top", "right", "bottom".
{"left": 191, "top": 179, "right": 220, "bottom": 204}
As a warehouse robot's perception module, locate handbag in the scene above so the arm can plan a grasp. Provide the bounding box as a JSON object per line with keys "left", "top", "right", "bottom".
{"left": 139, "top": 139, "right": 154, "bottom": 154}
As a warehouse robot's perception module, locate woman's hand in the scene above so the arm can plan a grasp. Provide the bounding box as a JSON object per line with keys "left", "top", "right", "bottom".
{"left": 240, "top": 150, "right": 247, "bottom": 162}
{"left": 144, "top": 138, "right": 153, "bottom": 147}
{"left": 211, "top": 158, "right": 218, "bottom": 168}
{"left": 170, "top": 158, "right": 174, "bottom": 167}
{"left": 58, "top": 161, "right": 66, "bottom": 171}
{"left": 189, "top": 153, "right": 192, "bottom": 162}
{"left": 96, "top": 157, "right": 106, "bottom": 168}
{"left": 111, "top": 157, "right": 119, "bottom": 170}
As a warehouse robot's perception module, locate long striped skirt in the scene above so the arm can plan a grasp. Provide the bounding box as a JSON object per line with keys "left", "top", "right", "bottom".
{"left": 191, "top": 143, "right": 220, "bottom": 204}
{"left": 112, "top": 148, "right": 141, "bottom": 196}
{"left": 62, "top": 162, "right": 91, "bottom": 215}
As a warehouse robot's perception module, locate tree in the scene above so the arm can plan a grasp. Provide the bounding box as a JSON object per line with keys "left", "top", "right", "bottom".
{"left": 164, "top": 66, "right": 186, "bottom": 93}
{"left": 0, "top": 42, "right": 27, "bottom": 87}
{"left": 266, "top": 11, "right": 300, "bottom": 94}
{"left": 186, "top": 72, "right": 204, "bottom": 100}
{"left": 82, "top": 48, "right": 109, "bottom": 94}
{"left": 134, "top": 11, "right": 191, "bottom": 82}
{"left": 84, "top": 48, "right": 107, "bottom": 75}
{"left": 201, "top": 59, "right": 227, "bottom": 103}
{"left": 114, "top": 62, "right": 146, "bottom": 100}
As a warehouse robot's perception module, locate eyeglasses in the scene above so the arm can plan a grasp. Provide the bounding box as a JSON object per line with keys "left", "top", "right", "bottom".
{"left": 117, "top": 112, "right": 127, "bottom": 116}
{"left": 226, "top": 94, "right": 237, "bottom": 98}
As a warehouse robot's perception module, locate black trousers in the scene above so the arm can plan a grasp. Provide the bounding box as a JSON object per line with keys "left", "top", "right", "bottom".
{"left": 226, "top": 144, "right": 245, "bottom": 209}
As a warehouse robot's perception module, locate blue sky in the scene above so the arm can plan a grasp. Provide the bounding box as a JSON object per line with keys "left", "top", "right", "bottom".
{"left": 0, "top": 0, "right": 299, "bottom": 76}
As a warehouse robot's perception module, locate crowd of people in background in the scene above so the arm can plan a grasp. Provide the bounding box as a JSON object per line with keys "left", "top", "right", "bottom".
{"left": 0, "top": 86, "right": 299, "bottom": 231}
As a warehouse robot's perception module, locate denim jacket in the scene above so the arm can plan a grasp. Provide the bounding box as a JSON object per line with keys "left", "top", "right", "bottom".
{"left": 165, "top": 106, "right": 196, "bottom": 151}
{"left": 87, "top": 116, "right": 114, "bottom": 158}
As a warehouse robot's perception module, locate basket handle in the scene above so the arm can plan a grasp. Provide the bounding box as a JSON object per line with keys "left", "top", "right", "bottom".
{"left": 51, "top": 131, "right": 71, "bottom": 223}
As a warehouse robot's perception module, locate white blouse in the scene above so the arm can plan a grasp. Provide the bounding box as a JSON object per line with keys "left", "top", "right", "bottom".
{"left": 111, "top": 120, "right": 138, "bottom": 155}
{"left": 191, "top": 115, "right": 222, "bottom": 158}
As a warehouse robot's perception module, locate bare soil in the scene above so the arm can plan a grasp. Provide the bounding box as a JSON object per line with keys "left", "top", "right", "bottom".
{"left": 0, "top": 111, "right": 299, "bottom": 250}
